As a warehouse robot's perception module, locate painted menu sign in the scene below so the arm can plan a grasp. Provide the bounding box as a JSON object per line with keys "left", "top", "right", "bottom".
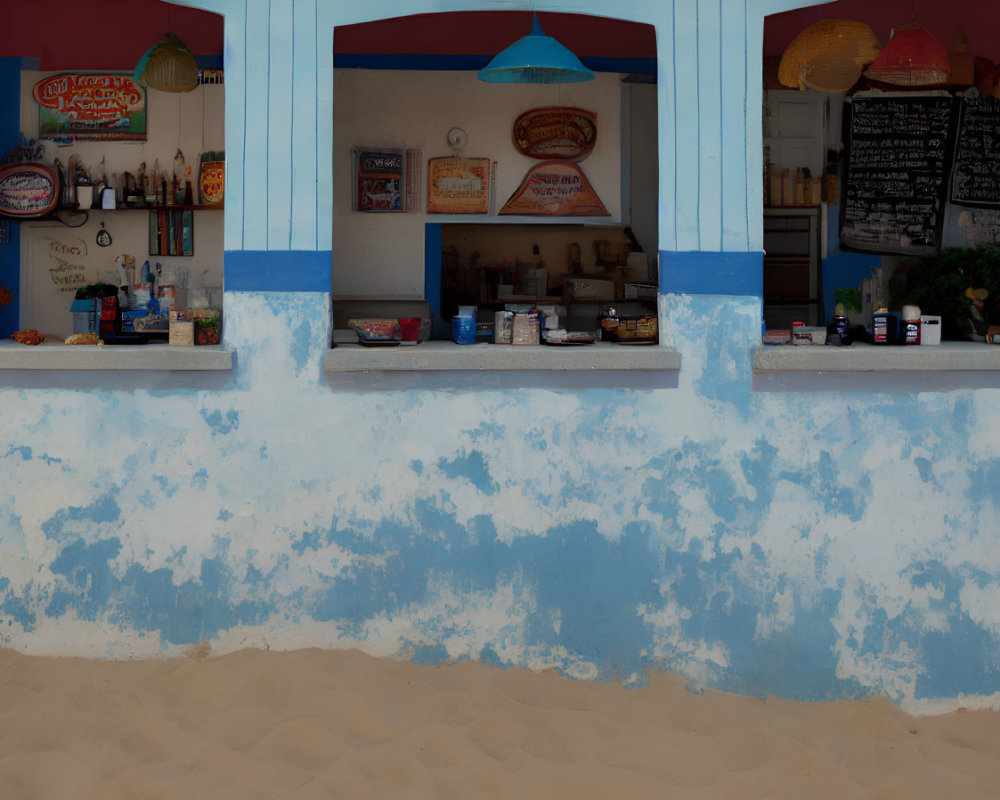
{"left": 500, "top": 161, "right": 609, "bottom": 216}
{"left": 0, "top": 163, "right": 59, "bottom": 218}
{"left": 513, "top": 107, "right": 597, "bottom": 160}
{"left": 427, "top": 157, "right": 491, "bottom": 214}
{"left": 33, "top": 73, "right": 146, "bottom": 140}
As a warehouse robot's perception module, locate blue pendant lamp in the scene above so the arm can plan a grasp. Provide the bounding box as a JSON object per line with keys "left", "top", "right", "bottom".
{"left": 478, "top": 13, "right": 594, "bottom": 84}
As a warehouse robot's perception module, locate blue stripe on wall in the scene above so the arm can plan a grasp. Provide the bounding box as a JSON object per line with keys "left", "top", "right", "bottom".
{"left": 334, "top": 53, "right": 656, "bottom": 76}
{"left": 0, "top": 58, "right": 22, "bottom": 337}
{"left": 659, "top": 250, "right": 762, "bottom": 296}
{"left": 225, "top": 250, "right": 331, "bottom": 292}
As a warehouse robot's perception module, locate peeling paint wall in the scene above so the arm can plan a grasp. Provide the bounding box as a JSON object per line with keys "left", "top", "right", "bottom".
{"left": 2, "top": 0, "right": 999, "bottom": 717}
{"left": 3, "top": 292, "right": 999, "bottom": 714}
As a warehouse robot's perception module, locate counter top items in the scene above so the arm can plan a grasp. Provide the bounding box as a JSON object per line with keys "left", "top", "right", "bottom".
{"left": 617, "top": 314, "right": 658, "bottom": 345}
{"left": 349, "top": 318, "right": 401, "bottom": 347}
{"left": 12, "top": 330, "right": 45, "bottom": 345}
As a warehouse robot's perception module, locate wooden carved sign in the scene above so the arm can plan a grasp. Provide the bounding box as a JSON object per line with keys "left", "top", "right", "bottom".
{"left": 0, "top": 163, "right": 59, "bottom": 218}
{"left": 513, "top": 107, "right": 597, "bottom": 161}
{"left": 500, "top": 161, "right": 609, "bottom": 216}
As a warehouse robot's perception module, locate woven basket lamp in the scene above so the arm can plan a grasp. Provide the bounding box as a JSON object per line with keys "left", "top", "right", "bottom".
{"left": 133, "top": 32, "right": 200, "bottom": 93}
{"left": 778, "top": 19, "right": 881, "bottom": 94}
{"left": 864, "top": 27, "right": 950, "bottom": 86}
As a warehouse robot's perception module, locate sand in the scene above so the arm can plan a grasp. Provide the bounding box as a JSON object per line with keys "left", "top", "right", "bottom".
{"left": 1, "top": 647, "right": 998, "bottom": 800}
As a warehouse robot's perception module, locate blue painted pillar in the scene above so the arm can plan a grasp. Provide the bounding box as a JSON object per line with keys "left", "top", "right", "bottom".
{"left": 0, "top": 57, "right": 21, "bottom": 336}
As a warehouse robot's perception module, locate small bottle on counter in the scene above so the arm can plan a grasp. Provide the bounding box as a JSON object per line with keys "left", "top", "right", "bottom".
{"left": 902, "top": 305, "right": 921, "bottom": 345}
{"left": 873, "top": 307, "right": 897, "bottom": 344}
{"left": 831, "top": 302, "right": 849, "bottom": 338}
{"left": 600, "top": 305, "right": 619, "bottom": 342}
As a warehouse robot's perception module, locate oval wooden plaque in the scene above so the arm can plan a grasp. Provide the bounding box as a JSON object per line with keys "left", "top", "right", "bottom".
{"left": 0, "top": 163, "right": 59, "bottom": 218}
{"left": 513, "top": 107, "right": 597, "bottom": 161}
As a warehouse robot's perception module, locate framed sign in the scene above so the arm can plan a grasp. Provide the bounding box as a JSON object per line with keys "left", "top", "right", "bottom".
{"left": 199, "top": 161, "right": 225, "bottom": 206}
{"left": 33, "top": 73, "right": 146, "bottom": 141}
{"left": 355, "top": 148, "right": 404, "bottom": 212}
{"left": 513, "top": 107, "right": 597, "bottom": 161}
{"left": 427, "top": 157, "right": 491, "bottom": 214}
{"left": 0, "top": 163, "right": 59, "bottom": 218}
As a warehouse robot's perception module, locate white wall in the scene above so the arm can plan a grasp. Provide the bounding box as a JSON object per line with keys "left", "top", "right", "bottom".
{"left": 332, "top": 69, "right": 623, "bottom": 298}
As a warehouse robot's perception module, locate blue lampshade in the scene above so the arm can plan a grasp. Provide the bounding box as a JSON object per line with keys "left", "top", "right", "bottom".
{"left": 478, "top": 13, "right": 595, "bottom": 84}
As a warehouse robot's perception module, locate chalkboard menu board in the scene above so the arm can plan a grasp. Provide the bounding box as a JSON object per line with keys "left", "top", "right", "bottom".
{"left": 951, "top": 92, "right": 1000, "bottom": 206}
{"left": 841, "top": 95, "right": 957, "bottom": 255}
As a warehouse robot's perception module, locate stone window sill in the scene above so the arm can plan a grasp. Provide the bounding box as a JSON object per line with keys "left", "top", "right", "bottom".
{"left": 324, "top": 341, "right": 681, "bottom": 389}
{"left": 753, "top": 342, "right": 1000, "bottom": 391}
{"left": 0, "top": 340, "right": 233, "bottom": 371}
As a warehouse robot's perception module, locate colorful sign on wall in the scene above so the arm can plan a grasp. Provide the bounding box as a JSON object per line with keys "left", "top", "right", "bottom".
{"left": 427, "top": 157, "right": 492, "bottom": 214}
{"left": 0, "top": 163, "right": 59, "bottom": 218}
{"left": 32, "top": 73, "right": 147, "bottom": 141}
{"left": 513, "top": 107, "right": 597, "bottom": 161}
{"left": 500, "top": 161, "right": 609, "bottom": 216}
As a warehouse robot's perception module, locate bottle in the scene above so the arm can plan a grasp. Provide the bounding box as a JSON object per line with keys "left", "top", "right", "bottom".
{"left": 873, "top": 308, "right": 896, "bottom": 344}
{"left": 831, "top": 302, "right": 849, "bottom": 338}
{"left": 902, "top": 305, "right": 921, "bottom": 345}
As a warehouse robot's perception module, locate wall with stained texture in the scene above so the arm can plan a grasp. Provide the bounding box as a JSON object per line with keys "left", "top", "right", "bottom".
{"left": 3, "top": 0, "right": 999, "bottom": 717}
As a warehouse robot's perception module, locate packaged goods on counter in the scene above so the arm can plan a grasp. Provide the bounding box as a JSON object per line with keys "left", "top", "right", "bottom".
{"left": 512, "top": 311, "right": 540, "bottom": 345}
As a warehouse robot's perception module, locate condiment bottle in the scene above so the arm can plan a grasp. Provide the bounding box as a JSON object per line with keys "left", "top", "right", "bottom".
{"left": 902, "top": 305, "right": 921, "bottom": 345}
{"left": 832, "top": 302, "right": 849, "bottom": 337}
{"left": 873, "top": 307, "right": 895, "bottom": 344}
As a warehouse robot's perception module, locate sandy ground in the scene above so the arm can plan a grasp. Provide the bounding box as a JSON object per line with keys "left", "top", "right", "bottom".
{"left": 0, "top": 647, "right": 998, "bottom": 800}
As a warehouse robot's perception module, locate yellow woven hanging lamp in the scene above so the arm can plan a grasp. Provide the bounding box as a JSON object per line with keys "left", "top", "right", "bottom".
{"left": 133, "top": 31, "right": 200, "bottom": 93}
{"left": 778, "top": 19, "right": 881, "bottom": 94}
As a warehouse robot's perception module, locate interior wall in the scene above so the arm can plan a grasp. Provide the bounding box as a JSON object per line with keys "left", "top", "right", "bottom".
{"left": 16, "top": 73, "right": 225, "bottom": 334}
{"left": 331, "top": 68, "right": 623, "bottom": 298}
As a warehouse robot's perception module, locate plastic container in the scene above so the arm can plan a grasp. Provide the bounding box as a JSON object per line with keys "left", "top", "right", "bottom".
{"left": 901, "top": 305, "right": 921, "bottom": 345}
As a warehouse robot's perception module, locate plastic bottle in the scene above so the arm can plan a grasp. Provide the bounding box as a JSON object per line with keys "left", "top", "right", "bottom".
{"left": 902, "top": 305, "right": 921, "bottom": 345}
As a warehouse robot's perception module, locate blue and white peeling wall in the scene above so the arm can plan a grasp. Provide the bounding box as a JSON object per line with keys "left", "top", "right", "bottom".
{"left": 1, "top": 290, "right": 999, "bottom": 714}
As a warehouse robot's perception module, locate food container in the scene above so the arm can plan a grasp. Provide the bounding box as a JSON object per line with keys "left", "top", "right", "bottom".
{"left": 348, "top": 318, "right": 401, "bottom": 346}
{"left": 512, "top": 311, "right": 540, "bottom": 345}
{"left": 616, "top": 314, "right": 658, "bottom": 344}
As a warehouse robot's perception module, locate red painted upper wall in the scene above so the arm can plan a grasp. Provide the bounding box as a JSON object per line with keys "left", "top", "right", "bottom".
{"left": 1, "top": 0, "right": 222, "bottom": 70}
{"left": 764, "top": 0, "right": 1000, "bottom": 65}
{"left": 333, "top": 11, "right": 656, "bottom": 58}
{"left": 1, "top": 5, "right": 653, "bottom": 70}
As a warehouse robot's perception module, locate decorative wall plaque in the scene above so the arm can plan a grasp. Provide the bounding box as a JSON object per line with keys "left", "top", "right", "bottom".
{"left": 427, "top": 157, "right": 491, "bottom": 214}
{"left": 513, "top": 107, "right": 597, "bottom": 161}
{"left": 0, "top": 163, "right": 59, "bottom": 218}
{"left": 500, "top": 161, "right": 608, "bottom": 216}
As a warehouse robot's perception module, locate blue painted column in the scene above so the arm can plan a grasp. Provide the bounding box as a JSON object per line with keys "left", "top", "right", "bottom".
{"left": 0, "top": 57, "right": 21, "bottom": 336}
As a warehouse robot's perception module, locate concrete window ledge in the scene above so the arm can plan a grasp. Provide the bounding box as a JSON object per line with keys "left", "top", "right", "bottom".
{"left": 324, "top": 341, "right": 681, "bottom": 390}
{"left": 753, "top": 342, "right": 1000, "bottom": 392}
{"left": 0, "top": 341, "right": 234, "bottom": 371}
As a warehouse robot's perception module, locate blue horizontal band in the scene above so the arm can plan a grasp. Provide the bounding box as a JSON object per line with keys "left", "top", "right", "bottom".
{"left": 659, "top": 251, "right": 763, "bottom": 296}
{"left": 225, "top": 250, "right": 331, "bottom": 292}
{"left": 334, "top": 53, "right": 656, "bottom": 76}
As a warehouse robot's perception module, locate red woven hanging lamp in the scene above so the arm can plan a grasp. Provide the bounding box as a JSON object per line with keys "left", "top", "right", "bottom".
{"left": 864, "top": 26, "right": 950, "bottom": 86}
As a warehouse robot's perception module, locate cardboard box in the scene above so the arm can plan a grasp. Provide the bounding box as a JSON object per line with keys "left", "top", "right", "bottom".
{"left": 565, "top": 278, "right": 615, "bottom": 301}
{"left": 169, "top": 311, "right": 194, "bottom": 346}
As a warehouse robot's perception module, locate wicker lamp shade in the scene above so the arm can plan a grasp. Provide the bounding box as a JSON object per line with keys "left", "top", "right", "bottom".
{"left": 778, "top": 20, "right": 881, "bottom": 94}
{"left": 133, "top": 32, "right": 199, "bottom": 93}
{"left": 864, "top": 27, "right": 950, "bottom": 86}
